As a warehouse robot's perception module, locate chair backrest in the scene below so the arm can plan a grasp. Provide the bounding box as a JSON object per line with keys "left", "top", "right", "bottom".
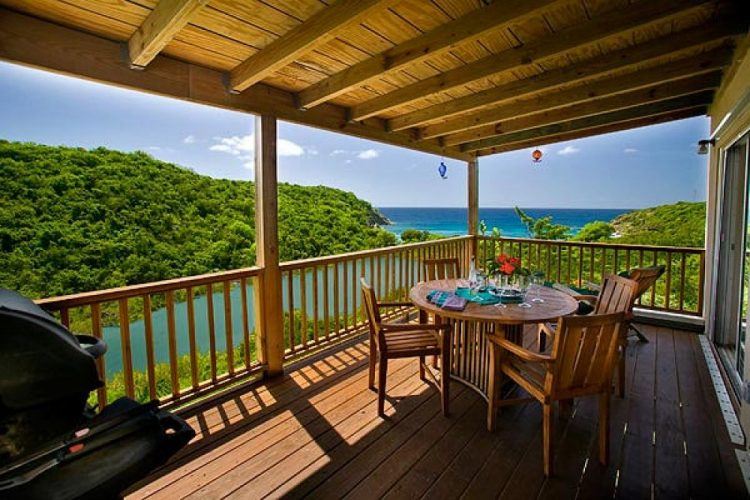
{"left": 593, "top": 274, "right": 638, "bottom": 315}
{"left": 548, "top": 312, "right": 626, "bottom": 396}
{"left": 360, "top": 278, "right": 381, "bottom": 332}
{"left": 424, "top": 258, "right": 460, "bottom": 281}
{"left": 627, "top": 265, "right": 666, "bottom": 302}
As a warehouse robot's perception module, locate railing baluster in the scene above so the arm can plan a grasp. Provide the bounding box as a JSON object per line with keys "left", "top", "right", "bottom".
{"left": 240, "top": 278, "right": 251, "bottom": 368}
{"left": 90, "top": 303, "right": 107, "bottom": 407}
{"left": 206, "top": 283, "right": 217, "bottom": 381}
{"left": 143, "top": 294, "right": 157, "bottom": 400}
{"left": 165, "top": 290, "right": 179, "bottom": 397}
{"left": 343, "top": 259, "right": 349, "bottom": 332}
{"left": 679, "top": 253, "right": 687, "bottom": 312}
{"left": 287, "top": 272, "right": 295, "bottom": 350}
{"left": 323, "top": 265, "right": 330, "bottom": 341}
{"left": 312, "top": 265, "right": 319, "bottom": 344}
{"left": 333, "top": 262, "right": 340, "bottom": 336}
{"left": 698, "top": 252, "right": 705, "bottom": 316}
{"left": 223, "top": 281, "right": 234, "bottom": 374}
{"left": 118, "top": 298, "right": 134, "bottom": 399}
{"left": 300, "top": 269, "right": 307, "bottom": 347}
{"left": 650, "top": 251, "right": 658, "bottom": 306}
{"left": 187, "top": 287, "right": 198, "bottom": 388}
{"left": 665, "top": 251, "right": 672, "bottom": 310}
{"left": 60, "top": 307, "right": 70, "bottom": 328}
{"left": 577, "top": 245, "right": 583, "bottom": 287}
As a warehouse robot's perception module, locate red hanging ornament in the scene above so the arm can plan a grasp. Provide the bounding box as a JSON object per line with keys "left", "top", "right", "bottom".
{"left": 531, "top": 149, "right": 543, "bottom": 163}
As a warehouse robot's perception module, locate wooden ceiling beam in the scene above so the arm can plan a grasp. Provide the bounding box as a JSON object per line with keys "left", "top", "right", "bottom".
{"left": 296, "top": 0, "right": 560, "bottom": 110}
{"left": 0, "top": 8, "right": 470, "bottom": 161}
{"left": 393, "top": 23, "right": 740, "bottom": 133}
{"left": 350, "top": 0, "right": 711, "bottom": 122}
{"left": 474, "top": 107, "right": 707, "bottom": 157}
{"left": 459, "top": 91, "right": 714, "bottom": 153}
{"left": 447, "top": 73, "right": 720, "bottom": 147}
{"left": 128, "top": 0, "right": 209, "bottom": 69}
{"left": 438, "top": 50, "right": 730, "bottom": 146}
{"left": 229, "top": 0, "right": 398, "bottom": 93}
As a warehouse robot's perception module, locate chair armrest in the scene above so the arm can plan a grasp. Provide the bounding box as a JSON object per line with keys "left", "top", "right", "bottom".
{"left": 378, "top": 301, "right": 413, "bottom": 308}
{"left": 494, "top": 338, "right": 554, "bottom": 363}
{"left": 380, "top": 322, "right": 450, "bottom": 333}
{"left": 584, "top": 281, "right": 602, "bottom": 292}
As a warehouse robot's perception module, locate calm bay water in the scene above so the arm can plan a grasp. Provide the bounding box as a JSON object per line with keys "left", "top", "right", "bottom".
{"left": 379, "top": 207, "right": 632, "bottom": 238}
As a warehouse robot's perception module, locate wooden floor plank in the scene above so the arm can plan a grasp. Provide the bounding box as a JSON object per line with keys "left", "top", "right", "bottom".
{"left": 125, "top": 325, "right": 746, "bottom": 500}
{"left": 653, "top": 328, "right": 690, "bottom": 499}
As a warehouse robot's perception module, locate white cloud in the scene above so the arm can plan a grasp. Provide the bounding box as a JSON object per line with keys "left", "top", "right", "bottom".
{"left": 357, "top": 149, "right": 379, "bottom": 159}
{"left": 623, "top": 148, "right": 638, "bottom": 154}
{"left": 183, "top": 135, "right": 196, "bottom": 144}
{"left": 147, "top": 146, "right": 161, "bottom": 151}
{"left": 278, "top": 139, "right": 304, "bottom": 157}
{"left": 557, "top": 145, "right": 580, "bottom": 155}
{"left": 209, "top": 134, "right": 306, "bottom": 163}
{"left": 330, "top": 149, "right": 348, "bottom": 156}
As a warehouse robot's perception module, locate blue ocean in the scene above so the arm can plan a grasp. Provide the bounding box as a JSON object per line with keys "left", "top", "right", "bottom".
{"left": 379, "top": 207, "right": 632, "bottom": 238}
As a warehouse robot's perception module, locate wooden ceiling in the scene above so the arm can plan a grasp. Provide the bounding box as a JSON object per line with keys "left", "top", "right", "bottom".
{"left": 0, "top": 0, "right": 746, "bottom": 160}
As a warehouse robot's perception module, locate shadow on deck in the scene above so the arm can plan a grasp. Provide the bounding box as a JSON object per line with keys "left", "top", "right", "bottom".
{"left": 126, "top": 324, "right": 747, "bottom": 499}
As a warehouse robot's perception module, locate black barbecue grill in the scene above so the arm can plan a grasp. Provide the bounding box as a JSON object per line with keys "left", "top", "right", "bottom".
{"left": 0, "top": 289, "right": 195, "bottom": 499}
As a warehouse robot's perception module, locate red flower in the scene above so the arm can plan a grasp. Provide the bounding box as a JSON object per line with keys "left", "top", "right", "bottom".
{"left": 500, "top": 262, "right": 516, "bottom": 275}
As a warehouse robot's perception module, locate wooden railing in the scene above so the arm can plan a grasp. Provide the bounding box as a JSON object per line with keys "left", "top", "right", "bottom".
{"left": 35, "top": 236, "right": 472, "bottom": 409}
{"left": 477, "top": 236, "right": 705, "bottom": 316}
{"left": 278, "top": 236, "right": 473, "bottom": 359}
{"left": 35, "top": 235, "right": 703, "bottom": 410}
{"left": 37, "top": 267, "right": 264, "bottom": 410}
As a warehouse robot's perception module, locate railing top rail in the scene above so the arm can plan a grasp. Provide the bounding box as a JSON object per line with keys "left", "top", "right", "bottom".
{"left": 478, "top": 235, "right": 705, "bottom": 254}
{"left": 279, "top": 235, "right": 472, "bottom": 271}
{"left": 37, "top": 266, "right": 262, "bottom": 309}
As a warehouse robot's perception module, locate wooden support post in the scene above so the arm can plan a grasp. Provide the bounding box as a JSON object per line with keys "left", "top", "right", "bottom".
{"left": 467, "top": 157, "right": 479, "bottom": 262}
{"left": 254, "top": 115, "right": 284, "bottom": 376}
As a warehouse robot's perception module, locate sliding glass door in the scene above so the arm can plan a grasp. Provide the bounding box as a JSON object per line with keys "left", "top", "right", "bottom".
{"left": 715, "top": 133, "right": 750, "bottom": 391}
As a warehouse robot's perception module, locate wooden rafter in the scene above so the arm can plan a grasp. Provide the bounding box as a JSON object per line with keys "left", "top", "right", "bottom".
{"left": 459, "top": 92, "right": 714, "bottom": 153}
{"left": 392, "top": 23, "right": 740, "bottom": 133}
{"left": 229, "top": 0, "right": 398, "bottom": 93}
{"left": 447, "top": 73, "right": 720, "bottom": 148}
{"left": 0, "top": 8, "right": 470, "bottom": 161}
{"left": 474, "top": 107, "right": 707, "bottom": 156}
{"left": 349, "top": 0, "right": 711, "bottom": 122}
{"left": 128, "top": 0, "right": 209, "bottom": 68}
{"left": 434, "top": 47, "right": 732, "bottom": 144}
{"left": 296, "top": 0, "right": 559, "bottom": 110}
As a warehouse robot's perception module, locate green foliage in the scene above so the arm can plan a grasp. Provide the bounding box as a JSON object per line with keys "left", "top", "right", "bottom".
{"left": 400, "top": 229, "right": 442, "bottom": 243}
{"left": 514, "top": 206, "right": 570, "bottom": 240}
{"left": 613, "top": 201, "right": 706, "bottom": 247}
{"left": 573, "top": 221, "right": 615, "bottom": 242}
{"left": 0, "top": 140, "right": 395, "bottom": 298}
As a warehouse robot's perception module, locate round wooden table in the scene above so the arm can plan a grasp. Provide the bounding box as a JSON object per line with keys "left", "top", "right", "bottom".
{"left": 409, "top": 279, "right": 579, "bottom": 430}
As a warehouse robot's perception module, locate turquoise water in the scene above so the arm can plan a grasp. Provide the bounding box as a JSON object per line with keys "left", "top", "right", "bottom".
{"left": 379, "top": 207, "right": 631, "bottom": 237}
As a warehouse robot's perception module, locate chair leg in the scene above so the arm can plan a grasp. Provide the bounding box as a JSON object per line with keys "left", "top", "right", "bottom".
{"left": 617, "top": 341, "right": 626, "bottom": 398}
{"left": 441, "top": 333, "right": 451, "bottom": 417}
{"left": 487, "top": 340, "right": 500, "bottom": 431}
{"left": 419, "top": 355, "right": 426, "bottom": 382}
{"left": 543, "top": 403, "right": 554, "bottom": 477}
{"left": 378, "top": 356, "right": 388, "bottom": 417}
{"left": 368, "top": 337, "right": 377, "bottom": 390}
{"left": 599, "top": 392, "right": 610, "bottom": 465}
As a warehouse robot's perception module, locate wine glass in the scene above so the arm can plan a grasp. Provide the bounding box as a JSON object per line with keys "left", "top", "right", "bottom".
{"left": 518, "top": 275, "right": 532, "bottom": 308}
{"left": 531, "top": 271, "right": 545, "bottom": 303}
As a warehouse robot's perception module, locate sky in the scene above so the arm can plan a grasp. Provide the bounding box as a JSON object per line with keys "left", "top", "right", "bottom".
{"left": 0, "top": 61, "right": 709, "bottom": 209}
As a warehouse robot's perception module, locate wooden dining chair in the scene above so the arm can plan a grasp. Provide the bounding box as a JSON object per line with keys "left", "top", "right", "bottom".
{"left": 361, "top": 278, "right": 451, "bottom": 417}
{"left": 423, "top": 257, "right": 460, "bottom": 281}
{"left": 539, "top": 274, "right": 637, "bottom": 397}
{"left": 490, "top": 311, "right": 627, "bottom": 476}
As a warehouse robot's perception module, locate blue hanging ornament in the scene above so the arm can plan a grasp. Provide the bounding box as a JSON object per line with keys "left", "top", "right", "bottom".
{"left": 438, "top": 161, "right": 448, "bottom": 179}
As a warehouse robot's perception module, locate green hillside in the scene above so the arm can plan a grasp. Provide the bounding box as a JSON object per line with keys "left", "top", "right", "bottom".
{"left": 613, "top": 201, "right": 705, "bottom": 247}
{"left": 0, "top": 140, "right": 394, "bottom": 298}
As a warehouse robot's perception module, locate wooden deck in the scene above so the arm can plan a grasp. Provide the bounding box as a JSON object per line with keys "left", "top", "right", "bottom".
{"left": 127, "top": 324, "right": 747, "bottom": 499}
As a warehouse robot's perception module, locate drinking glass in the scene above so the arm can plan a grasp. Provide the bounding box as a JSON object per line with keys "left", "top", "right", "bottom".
{"left": 517, "top": 275, "right": 532, "bottom": 308}
{"left": 531, "top": 272, "right": 545, "bottom": 303}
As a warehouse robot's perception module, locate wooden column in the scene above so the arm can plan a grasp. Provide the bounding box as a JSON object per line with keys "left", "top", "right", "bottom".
{"left": 254, "top": 115, "right": 284, "bottom": 376}
{"left": 467, "top": 157, "right": 479, "bottom": 260}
